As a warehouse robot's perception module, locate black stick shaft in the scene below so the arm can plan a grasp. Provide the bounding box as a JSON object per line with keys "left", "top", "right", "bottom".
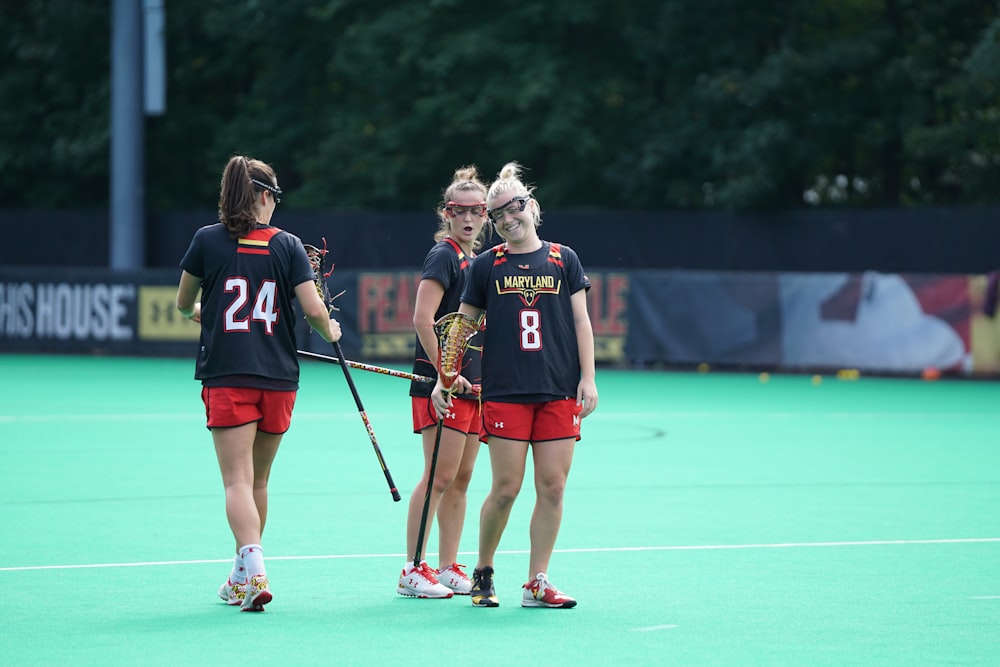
{"left": 412, "top": 418, "right": 444, "bottom": 565}
{"left": 298, "top": 349, "right": 433, "bottom": 384}
{"left": 332, "top": 341, "right": 401, "bottom": 502}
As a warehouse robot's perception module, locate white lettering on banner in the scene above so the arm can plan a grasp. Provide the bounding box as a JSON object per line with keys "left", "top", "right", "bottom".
{"left": 0, "top": 283, "right": 35, "bottom": 337}
{"left": 109, "top": 285, "right": 132, "bottom": 340}
{"left": 54, "top": 284, "right": 72, "bottom": 338}
{"left": 27, "top": 283, "right": 135, "bottom": 341}
{"left": 35, "top": 284, "right": 54, "bottom": 335}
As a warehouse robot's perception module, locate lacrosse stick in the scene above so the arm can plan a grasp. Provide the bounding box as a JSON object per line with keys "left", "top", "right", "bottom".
{"left": 305, "top": 239, "right": 401, "bottom": 502}
{"left": 298, "top": 349, "right": 482, "bottom": 396}
{"left": 411, "top": 310, "right": 483, "bottom": 567}
{"left": 298, "top": 349, "right": 434, "bottom": 384}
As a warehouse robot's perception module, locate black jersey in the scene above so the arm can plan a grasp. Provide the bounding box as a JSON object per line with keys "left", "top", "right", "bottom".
{"left": 410, "top": 238, "right": 483, "bottom": 398}
{"left": 179, "top": 222, "right": 315, "bottom": 389}
{"left": 462, "top": 241, "right": 590, "bottom": 402}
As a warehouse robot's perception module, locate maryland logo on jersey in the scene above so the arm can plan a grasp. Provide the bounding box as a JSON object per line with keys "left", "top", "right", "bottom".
{"left": 496, "top": 274, "right": 562, "bottom": 307}
{"left": 490, "top": 243, "right": 565, "bottom": 307}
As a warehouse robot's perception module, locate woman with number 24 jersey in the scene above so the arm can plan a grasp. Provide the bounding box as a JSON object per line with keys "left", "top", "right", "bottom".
{"left": 175, "top": 155, "right": 341, "bottom": 612}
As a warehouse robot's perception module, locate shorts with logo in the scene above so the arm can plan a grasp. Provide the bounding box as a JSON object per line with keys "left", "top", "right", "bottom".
{"left": 411, "top": 395, "right": 481, "bottom": 435}
{"left": 201, "top": 386, "right": 297, "bottom": 434}
{"left": 480, "top": 398, "right": 582, "bottom": 444}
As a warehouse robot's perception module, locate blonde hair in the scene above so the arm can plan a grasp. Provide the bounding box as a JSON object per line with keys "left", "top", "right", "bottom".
{"left": 434, "top": 165, "right": 490, "bottom": 250}
{"left": 218, "top": 155, "right": 278, "bottom": 239}
{"left": 487, "top": 161, "right": 540, "bottom": 227}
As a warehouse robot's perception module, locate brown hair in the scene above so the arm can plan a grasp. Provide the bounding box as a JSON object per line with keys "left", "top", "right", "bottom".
{"left": 434, "top": 165, "right": 490, "bottom": 250}
{"left": 218, "top": 155, "right": 278, "bottom": 239}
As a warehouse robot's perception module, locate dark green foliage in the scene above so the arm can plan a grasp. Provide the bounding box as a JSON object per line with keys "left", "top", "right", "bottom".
{"left": 2, "top": 0, "right": 999, "bottom": 209}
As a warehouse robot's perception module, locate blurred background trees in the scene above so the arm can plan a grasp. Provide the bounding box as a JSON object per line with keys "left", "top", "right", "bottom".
{"left": 2, "top": 0, "right": 999, "bottom": 211}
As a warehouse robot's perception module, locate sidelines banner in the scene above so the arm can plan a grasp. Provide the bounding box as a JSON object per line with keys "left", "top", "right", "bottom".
{"left": 625, "top": 270, "right": 979, "bottom": 374}
{"left": 625, "top": 270, "right": 781, "bottom": 366}
{"left": 3, "top": 266, "right": 998, "bottom": 376}
{"left": 0, "top": 268, "right": 199, "bottom": 356}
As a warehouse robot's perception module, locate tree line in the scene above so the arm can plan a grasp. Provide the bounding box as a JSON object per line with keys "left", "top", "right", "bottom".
{"left": 2, "top": 0, "right": 999, "bottom": 211}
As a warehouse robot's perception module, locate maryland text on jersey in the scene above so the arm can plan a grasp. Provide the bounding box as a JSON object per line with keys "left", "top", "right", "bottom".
{"left": 495, "top": 275, "right": 562, "bottom": 307}
{"left": 491, "top": 242, "right": 566, "bottom": 307}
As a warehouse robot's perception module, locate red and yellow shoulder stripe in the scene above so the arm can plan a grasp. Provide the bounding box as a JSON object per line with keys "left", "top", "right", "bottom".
{"left": 444, "top": 237, "right": 471, "bottom": 269}
{"left": 237, "top": 227, "right": 281, "bottom": 255}
{"left": 491, "top": 243, "right": 507, "bottom": 266}
{"left": 547, "top": 242, "right": 563, "bottom": 267}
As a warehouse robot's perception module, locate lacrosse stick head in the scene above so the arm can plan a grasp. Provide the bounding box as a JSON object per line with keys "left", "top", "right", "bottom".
{"left": 304, "top": 239, "right": 343, "bottom": 312}
{"left": 433, "top": 312, "right": 481, "bottom": 391}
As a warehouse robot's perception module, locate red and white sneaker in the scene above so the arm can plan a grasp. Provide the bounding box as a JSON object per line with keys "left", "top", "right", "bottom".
{"left": 217, "top": 579, "right": 246, "bottom": 606}
{"left": 436, "top": 563, "right": 472, "bottom": 595}
{"left": 397, "top": 561, "right": 454, "bottom": 599}
{"left": 521, "top": 573, "right": 577, "bottom": 608}
{"left": 241, "top": 574, "right": 272, "bottom": 612}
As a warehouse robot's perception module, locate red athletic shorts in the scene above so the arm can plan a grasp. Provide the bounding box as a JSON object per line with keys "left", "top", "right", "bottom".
{"left": 479, "top": 398, "right": 582, "bottom": 444}
{"left": 412, "top": 395, "right": 481, "bottom": 435}
{"left": 201, "top": 386, "right": 297, "bottom": 434}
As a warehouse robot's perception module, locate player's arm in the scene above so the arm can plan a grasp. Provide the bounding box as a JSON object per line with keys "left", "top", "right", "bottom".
{"left": 571, "top": 288, "right": 598, "bottom": 417}
{"left": 175, "top": 270, "right": 202, "bottom": 323}
{"left": 458, "top": 302, "right": 482, "bottom": 321}
{"left": 294, "top": 280, "right": 342, "bottom": 343}
{"left": 414, "top": 278, "right": 445, "bottom": 377}
{"left": 418, "top": 281, "right": 452, "bottom": 417}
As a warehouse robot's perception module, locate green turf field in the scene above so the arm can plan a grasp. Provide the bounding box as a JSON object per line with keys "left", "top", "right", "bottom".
{"left": 1, "top": 354, "right": 998, "bottom": 666}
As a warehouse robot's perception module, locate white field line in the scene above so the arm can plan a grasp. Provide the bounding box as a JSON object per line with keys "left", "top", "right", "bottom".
{"left": 2, "top": 537, "right": 997, "bottom": 573}
{"left": 630, "top": 625, "right": 680, "bottom": 632}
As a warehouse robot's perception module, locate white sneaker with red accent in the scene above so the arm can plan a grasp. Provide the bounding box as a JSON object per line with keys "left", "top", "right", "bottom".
{"left": 240, "top": 574, "right": 272, "bottom": 612}
{"left": 217, "top": 579, "right": 246, "bottom": 606}
{"left": 436, "top": 563, "right": 472, "bottom": 595}
{"left": 397, "top": 561, "right": 454, "bottom": 598}
{"left": 521, "top": 573, "right": 577, "bottom": 608}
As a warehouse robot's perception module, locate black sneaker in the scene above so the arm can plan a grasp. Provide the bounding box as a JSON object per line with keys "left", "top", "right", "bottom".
{"left": 470, "top": 566, "right": 500, "bottom": 607}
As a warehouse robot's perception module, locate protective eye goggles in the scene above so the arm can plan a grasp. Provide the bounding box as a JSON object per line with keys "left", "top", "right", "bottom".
{"left": 443, "top": 202, "right": 487, "bottom": 218}
{"left": 251, "top": 178, "right": 282, "bottom": 204}
{"left": 487, "top": 196, "right": 530, "bottom": 223}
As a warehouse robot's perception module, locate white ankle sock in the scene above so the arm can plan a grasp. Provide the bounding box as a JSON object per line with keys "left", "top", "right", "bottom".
{"left": 229, "top": 554, "right": 247, "bottom": 584}
{"left": 239, "top": 544, "right": 265, "bottom": 577}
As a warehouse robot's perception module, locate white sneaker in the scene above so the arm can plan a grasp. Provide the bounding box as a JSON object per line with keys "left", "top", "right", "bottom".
{"left": 397, "top": 562, "right": 454, "bottom": 598}
{"left": 217, "top": 579, "right": 246, "bottom": 606}
{"left": 241, "top": 574, "right": 272, "bottom": 612}
{"left": 436, "top": 563, "right": 472, "bottom": 595}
